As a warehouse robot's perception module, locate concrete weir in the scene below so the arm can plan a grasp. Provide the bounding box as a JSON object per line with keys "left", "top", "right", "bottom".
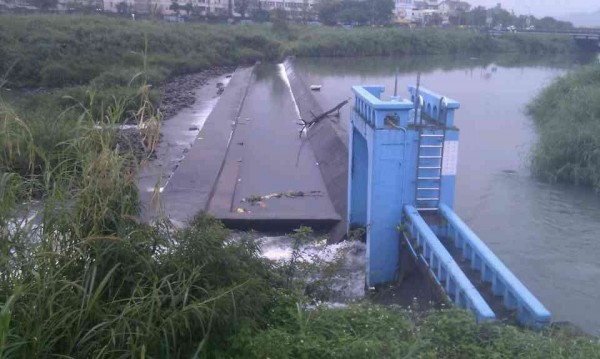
{"left": 162, "top": 63, "right": 346, "bottom": 231}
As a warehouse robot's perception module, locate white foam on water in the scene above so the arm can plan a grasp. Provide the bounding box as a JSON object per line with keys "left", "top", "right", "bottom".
{"left": 258, "top": 235, "right": 367, "bottom": 302}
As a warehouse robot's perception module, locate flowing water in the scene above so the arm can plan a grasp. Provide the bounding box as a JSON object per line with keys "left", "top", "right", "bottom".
{"left": 291, "top": 52, "right": 600, "bottom": 334}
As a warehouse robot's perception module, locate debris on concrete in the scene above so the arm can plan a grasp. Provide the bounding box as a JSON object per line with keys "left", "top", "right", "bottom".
{"left": 241, "top": 190, "right": 323, "bottom": 206}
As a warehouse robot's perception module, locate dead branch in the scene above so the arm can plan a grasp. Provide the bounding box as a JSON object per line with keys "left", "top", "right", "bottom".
{"left": 298, "top": 99, "right": 349, "bottom": 137}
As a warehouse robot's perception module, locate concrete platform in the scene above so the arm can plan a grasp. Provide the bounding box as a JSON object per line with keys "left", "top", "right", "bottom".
{"left": 161, "top": 67, "right": 254, "bottom": 223}
{"left": 162, "top": 64, "right": 340, "bottom": 230}
{"left": 208, "top": 64, "right": 340, "bottom": 230}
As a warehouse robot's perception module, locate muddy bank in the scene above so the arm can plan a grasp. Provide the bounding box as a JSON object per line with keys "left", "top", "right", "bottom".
{"left": 159, "top": 67, "right": 235, "bottom": 120}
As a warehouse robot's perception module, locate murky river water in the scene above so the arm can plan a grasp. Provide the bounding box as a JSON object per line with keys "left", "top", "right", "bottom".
{"left": 293, "top": 53, "right": 600, "bottom": 334}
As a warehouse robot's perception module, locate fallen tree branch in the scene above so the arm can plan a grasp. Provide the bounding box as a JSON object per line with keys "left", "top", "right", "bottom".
{"left": 297, "top": 99, "right": 349, "bottom": 137}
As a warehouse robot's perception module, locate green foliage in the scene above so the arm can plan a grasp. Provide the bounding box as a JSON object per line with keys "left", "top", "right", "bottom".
{"left": 0, "top": 87, "right": 279, "bottom": 356}
{"left": 227, "top": 305, "right": 600, "bottom": 358}
{"left": 286, "top": 27, "right": 576, "bottom": 58}
{"left": 318, "top": 0, "right": 394, "bottom": 26}
{"left": 527, "top": 65, "right": 600, "bottom": 189}
{"left": 463, "top": 5, "right": 573, "bottom": 30}
{"left": 0, "top": 15, "right": 282, "bottom": 89}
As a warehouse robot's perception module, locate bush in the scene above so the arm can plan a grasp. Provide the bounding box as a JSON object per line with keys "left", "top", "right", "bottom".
{"left": 527, "top": 65, "right": 600, "bottom": 189}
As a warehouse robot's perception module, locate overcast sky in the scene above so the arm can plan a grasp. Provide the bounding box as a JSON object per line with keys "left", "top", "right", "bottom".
{"left": 467, "top": 0, "right": 598, "bottom": 17}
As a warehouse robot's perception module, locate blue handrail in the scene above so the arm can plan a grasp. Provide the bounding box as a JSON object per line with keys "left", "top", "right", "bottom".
{"left": 439, "top": 204, "right": 551, "bottom": 328}
{"left": 403, "top": 205, "right": 496, "bottom": 322}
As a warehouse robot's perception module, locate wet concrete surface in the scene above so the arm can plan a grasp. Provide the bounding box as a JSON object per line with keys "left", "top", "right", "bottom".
{"left": 208, "top": 64, "right": 340, "bottom": 229}
{"left": 151, "top": 67, "right": 253, "bottom": 224}
{"left": 139, "top": 72, "right": 234, "bottom": 222}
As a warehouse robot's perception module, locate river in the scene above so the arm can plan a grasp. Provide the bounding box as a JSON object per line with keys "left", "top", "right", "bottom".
{"left": 292, "top": 52, "right": 600, "bottom": 334}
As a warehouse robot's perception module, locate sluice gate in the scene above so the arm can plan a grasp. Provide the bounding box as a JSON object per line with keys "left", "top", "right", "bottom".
{"left": 348, "top": 84, "right": 551, "bottom": 327}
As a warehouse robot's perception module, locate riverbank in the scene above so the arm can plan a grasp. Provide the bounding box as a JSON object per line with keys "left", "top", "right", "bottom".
{"left": 0, "top": 15, "right": 582, "bottom": 90}
{"left": 528, "top": 64, "right": 600, "bottom": 189}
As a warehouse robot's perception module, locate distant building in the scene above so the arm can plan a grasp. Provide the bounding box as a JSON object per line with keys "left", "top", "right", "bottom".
{"left": 258, "top": 0, "right": 317, "bottom": 20}
{"left": 394, "top": 0, "right": 415, "bottom": 22}
{"left": 438, "top": 0, "right": 469, "bottom": 15}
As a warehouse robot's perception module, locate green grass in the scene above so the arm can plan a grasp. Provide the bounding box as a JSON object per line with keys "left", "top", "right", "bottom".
{"left": 224, "top": 304, "right": 600, "bottom": 358}
{"left": 528, "top": 64, "right": 600, "bottom": 189}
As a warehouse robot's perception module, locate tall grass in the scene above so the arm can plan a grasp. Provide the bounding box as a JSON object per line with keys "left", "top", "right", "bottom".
{"left": 0, "top": 62, "right": 279, "bottom": 357}
{"left": 287, "top": 27, "right": 577, "bottom": 58}
{"left": 0, "top": 15, "right": 580, "bottom": 90}
{"left": 527, "top": 64, "right": 600, "bottom": 189}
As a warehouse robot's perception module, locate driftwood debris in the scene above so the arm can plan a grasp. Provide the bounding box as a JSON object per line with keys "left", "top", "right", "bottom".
{"left": 297, "top": 99, "right": 349, "bottom": 136}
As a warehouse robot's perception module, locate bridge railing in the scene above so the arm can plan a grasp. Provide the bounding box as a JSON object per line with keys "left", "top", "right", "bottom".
{"left": 439, "top": 204, "right": 551, "bottom": 328}
{"left": 403, "top": 205, "right": 496, "bottom": 322}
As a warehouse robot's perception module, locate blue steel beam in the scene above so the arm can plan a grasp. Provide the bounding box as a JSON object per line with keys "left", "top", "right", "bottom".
{"left": 403, "top": 205, "right": 496, "bottom": 322}
{"left": 439, "top": 204, "right": 551, "bottom": 328}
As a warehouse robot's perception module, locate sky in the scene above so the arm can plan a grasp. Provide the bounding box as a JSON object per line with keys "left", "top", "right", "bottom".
{"left": 467, "top": 0, "right": 598, "bottom": 18}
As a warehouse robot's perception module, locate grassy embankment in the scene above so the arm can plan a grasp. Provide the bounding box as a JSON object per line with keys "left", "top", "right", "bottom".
{"left": 528, "top": 64, "right": 600, "bottom": 190}
{"left": 1, "top": 14, "right": 599, "bottom": 357}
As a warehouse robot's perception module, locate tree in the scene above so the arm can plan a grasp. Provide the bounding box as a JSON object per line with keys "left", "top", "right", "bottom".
{"left": 169, "top": 0, "right": 180, "bottom": 14}
{"left": 28, "top": 0, "right": 58, "bottom": 10}
{"left": 235, "top": 0, "right": 257, "bottom": 18}
{"left": 535, "top": 16, "right": 573, "bottom": 31}
{"left": 369, "top": 0, "right": 394, "bottom": 25}
{"left": 251, "top": 3, "right": 270, "bottom": 22}
{"left": 115, "top": 0, "right": 129, "bottom": 13}
{"left": 427, "top": 12, "right": 443, "bottom": 26}
{"left": 338, "top": 6, "right": 368, "bottom": 25}
{"left": 271, "top": 8, "right": 289, "bottom": 32}
{"left": 464, "top": 6, "right": 488, "bottom": 27}
{"left": 182, "top": 2, "right": 192, "bottom": 15}
{"left": 317, "top": 0, "right": 341, "bottom": 25}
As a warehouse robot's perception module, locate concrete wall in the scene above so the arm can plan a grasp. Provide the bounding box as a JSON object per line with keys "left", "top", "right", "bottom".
{"left": 284, "top": 58, "right": 349, "bottom": 242}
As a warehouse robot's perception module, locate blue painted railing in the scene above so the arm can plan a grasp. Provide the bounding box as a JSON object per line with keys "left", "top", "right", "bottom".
{"left": 408, "top": 86, "right": 459, "bottom": 127}
{"left": 403, "top": 205, "right": 496, "bottom": 322}
{"left": 439, "top": 204, "right": 551, "bottom": 328}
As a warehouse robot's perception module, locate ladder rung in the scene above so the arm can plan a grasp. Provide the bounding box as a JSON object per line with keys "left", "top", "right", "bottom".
{"left": 417, "top": 208, "right": 438, "bottom": 211}
{"left": 419, "top": 156, "right": 442, "bottom": 159}
{"left": 418, "top": 177, "right": 441, "bottom": 180}
{"left": 417, "top": 197, "right": 440, "bottom": 201}
{"left": 417, "top": 187, "right": 440, "bottom": 190}
{"left": 418, "top": 166, "right": 441, "bottom": 169}
{"left": 420, "top": 145, "right": 443, "bottom": 148}
{"left": 420, "top": 134, "right": 444, "bottom": 137}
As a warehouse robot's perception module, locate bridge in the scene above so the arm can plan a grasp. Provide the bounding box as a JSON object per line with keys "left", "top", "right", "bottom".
{"left": 489, "top": 28, "right": 600, "bottom": 48}
{"left": 348, "top": 84, "right": 551, "bottom": 328}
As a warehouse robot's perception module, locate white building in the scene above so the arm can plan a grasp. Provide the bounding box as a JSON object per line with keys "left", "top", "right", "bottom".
{"left": 394, "top": 0, "right": 415, "bottom": 22}
{"left": 102, "top": 0, "right": 230, "bottom": 15}
{"left": 258, "top": 0, "right": 317, "bottom": 20}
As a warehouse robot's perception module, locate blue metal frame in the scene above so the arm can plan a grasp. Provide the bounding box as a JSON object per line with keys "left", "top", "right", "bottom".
{"left": 439, "top": 204, "right": 551, "bottom": 328}
{"left": 403, "top": 205, "right": 496, "bottom": 322}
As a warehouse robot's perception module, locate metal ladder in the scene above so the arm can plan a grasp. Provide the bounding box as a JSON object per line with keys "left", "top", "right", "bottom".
{"left": 414, "top": 100, "right": 447, "bottom": 212}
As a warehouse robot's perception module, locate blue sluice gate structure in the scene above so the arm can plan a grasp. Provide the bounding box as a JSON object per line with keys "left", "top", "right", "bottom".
{"left": 347, "top": 84, "right": 551, "bottom": 328}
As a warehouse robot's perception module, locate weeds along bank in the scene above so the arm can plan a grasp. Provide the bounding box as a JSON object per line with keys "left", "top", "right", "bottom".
{"left": 528, "top": 64, "right": 600, "bottom": 189}
{"left": 0, "top": 15, "right": 579, "bottom": 89}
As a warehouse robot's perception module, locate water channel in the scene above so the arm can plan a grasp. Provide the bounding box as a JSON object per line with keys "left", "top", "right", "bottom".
{"left": 290, "top": 52, "right": 600, "bottom": 334}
